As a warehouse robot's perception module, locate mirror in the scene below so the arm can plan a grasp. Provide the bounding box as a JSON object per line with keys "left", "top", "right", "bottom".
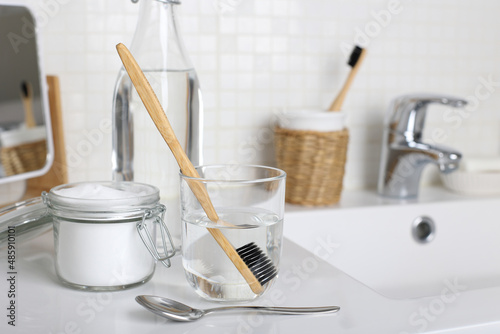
{"left": 0, "top": 3, "right": 53, "bottom": 184}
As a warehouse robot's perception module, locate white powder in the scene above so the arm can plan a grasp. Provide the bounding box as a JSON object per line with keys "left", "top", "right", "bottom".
{"left": 54, "top": 183, "right": 148, "bottom": 200}
{"left": 53, "top": 183, "right": 148, "bottom": 207}
{"left": 52, "top": 183, "right": 157, "bottom": 288}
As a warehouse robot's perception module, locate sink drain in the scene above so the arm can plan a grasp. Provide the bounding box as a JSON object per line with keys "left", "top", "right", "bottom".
{"left": 412, "top": 216, "right": 435, "bottom": 243}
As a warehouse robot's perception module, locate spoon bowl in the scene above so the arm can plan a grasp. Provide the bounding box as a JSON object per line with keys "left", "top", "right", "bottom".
{"left": 135, "top": 295, "right": 340, "bottom": 322}
{"left": 136, "top": 295, "right": 204, "bottom": 321}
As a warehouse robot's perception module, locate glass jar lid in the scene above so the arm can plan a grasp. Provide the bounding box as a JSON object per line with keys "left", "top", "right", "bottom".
{"left": 0, "top": 181, "right": 165, "bottom": 247}
{"left": 44, "top": 181, "right": 160, "bottom": 221}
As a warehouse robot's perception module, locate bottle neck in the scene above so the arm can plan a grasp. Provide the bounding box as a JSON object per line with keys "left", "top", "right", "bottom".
{"left": 129, "top": 0, "right": 191, "bottom": 70}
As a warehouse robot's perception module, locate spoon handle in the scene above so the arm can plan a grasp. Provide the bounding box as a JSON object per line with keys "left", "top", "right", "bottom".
{"left": 205, "top": 305, "right": 340, "bottom": 315}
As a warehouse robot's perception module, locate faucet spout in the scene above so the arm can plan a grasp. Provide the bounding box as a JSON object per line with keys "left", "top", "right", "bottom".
{"left": 436, "top": 148, "right": 461, "bottom": 173}
{"left": 410, "top": 142, "right": 461, "bottom": 173}
{"left": 378, "top": 142, "right": 461, "bottom": 198}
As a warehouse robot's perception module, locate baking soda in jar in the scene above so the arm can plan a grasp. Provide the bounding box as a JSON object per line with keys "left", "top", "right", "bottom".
{"left": 45, "top": 182, "right": 174, "bottom": 291}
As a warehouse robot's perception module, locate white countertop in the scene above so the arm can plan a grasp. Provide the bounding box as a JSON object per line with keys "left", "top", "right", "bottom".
{"left": 0, "top": 227, "right": 416, "bottom": 334}
{"left": 3, "top": 187, "right": 500, "bottom": 333}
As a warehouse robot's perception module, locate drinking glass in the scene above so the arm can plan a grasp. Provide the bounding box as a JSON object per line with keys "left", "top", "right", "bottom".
{"left": 180, "top": 165, "right": 286, "bottom": 301}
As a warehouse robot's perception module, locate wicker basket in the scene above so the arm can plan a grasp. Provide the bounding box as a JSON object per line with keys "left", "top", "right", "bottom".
{"left": 274, "top": 126, "right": 349, "bottom": 206}
{"left": 1, "top": 139, "right": 47, "bottom": 176}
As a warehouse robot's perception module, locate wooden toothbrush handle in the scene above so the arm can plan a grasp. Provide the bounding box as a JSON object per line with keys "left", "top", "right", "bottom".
{"left": 116, "top": 43, "right": 264, "bottom": 295}
{"left": 115, "top": 43, "right": 218, "bottom": 222}
{"left": 329, "top": 71, "right": 355, "bottom": 111}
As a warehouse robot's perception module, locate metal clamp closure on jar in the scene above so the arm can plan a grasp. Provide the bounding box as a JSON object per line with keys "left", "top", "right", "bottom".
{"left": 137, "top": 203, "right": 176, "bottom": 267}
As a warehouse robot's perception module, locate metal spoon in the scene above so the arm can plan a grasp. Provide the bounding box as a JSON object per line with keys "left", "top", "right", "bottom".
{"left": 135, "top": 295, "right": 340, "bottom": 322}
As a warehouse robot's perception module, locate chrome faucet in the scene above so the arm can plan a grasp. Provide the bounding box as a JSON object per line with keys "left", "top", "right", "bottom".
{"left": 378, "top": 94, "right": 467, "bottom": 198}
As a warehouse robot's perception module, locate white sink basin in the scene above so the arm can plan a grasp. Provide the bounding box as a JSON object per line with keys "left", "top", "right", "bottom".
{"left": 283, "top": 187, "right": 500, "bottom": 333}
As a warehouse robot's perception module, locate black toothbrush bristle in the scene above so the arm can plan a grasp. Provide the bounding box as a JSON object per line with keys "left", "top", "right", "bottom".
{"left": 21, "top": 81, "right": 29, "bottom": 97}
{"left": 236, "top": 242, "right": 277, "bottom": 286}
{"left": 348, "top": 45, "right": 363, "bottom": 67}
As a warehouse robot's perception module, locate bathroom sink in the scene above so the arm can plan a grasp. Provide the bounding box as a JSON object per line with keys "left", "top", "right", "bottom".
{"left": 284, "top": 187, "right": 500, "bottom": 299}
{"left": 283, "top": 187, "right": 500, "bottom": 332}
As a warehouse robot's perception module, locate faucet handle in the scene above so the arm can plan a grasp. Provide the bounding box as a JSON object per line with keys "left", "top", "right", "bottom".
{"left": 388, "top": 93, "right": 468, "bottom": 141}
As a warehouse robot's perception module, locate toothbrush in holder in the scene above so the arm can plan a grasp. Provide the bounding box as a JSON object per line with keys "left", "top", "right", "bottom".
{"left": 116, "top": 43, "right": 277, "bottom": 295}
{"left": 328, "top": 45, "right": 367, "bottom": 112}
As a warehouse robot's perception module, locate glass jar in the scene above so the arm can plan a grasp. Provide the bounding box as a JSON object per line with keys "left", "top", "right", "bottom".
{"left": 0, "top": 181, "right": 175, "bottom": 291}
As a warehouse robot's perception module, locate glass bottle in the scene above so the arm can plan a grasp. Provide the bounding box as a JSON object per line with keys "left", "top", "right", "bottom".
{"left": 112, "top": 0, "right": 203, "bottom": 244}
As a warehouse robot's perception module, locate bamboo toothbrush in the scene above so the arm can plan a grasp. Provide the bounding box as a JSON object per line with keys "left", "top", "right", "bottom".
{"left": 20, "top": 81, "right": 36, "bottom": 128}
{"left": 116, "top": 43, "right": 276, "bottom": 295}
{"left": 328, "top": 45, "right": 367, "bottom": 112}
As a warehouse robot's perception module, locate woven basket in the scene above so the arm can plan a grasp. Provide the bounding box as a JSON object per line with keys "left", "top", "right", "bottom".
{"left": 274, "top": 127, "right": 349, "bottom": 206}
{"left": 1, "top": 139, "right": 47, "bottom": 176}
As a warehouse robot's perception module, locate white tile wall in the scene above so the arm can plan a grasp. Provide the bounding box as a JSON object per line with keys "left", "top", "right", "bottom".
{"left": 20, "top": 0, "right": 500, "bottom": 190}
